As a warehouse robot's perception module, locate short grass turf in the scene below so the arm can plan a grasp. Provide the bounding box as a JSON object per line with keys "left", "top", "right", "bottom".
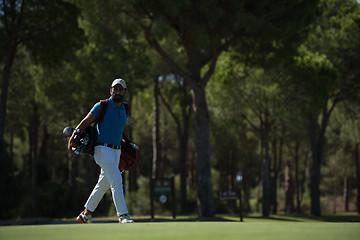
{"left": 1, "top": 222, "right": 359, "bottom": 240}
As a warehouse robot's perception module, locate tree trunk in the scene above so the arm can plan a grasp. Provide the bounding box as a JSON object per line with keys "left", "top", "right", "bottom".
{"left": 270, "top": 127, "right": 282, "bottom": 214}
{"left": 219, "top": 149, "right": 227, "bottom": 190}
{"left": 0, "top": 35, "right": 18, "bottom": 142}
{"left": 179, "top": 131, "right": 188, "bottom": 213}
{"left": 352, "top": 143, "right": 360, "bottom": 214}
{"left": 343, "top": 176, "right": 349, "bottom": 212}
{"left": 308, "top": 114, "right": 323, "bottom": 217}
{"left": 243, "top": 170, "right": 252, "bottom": 213}
{"left": 159, "top": 122, "right": 168, "bottom": 178}
{"left": 192, "top": 86, "right": 214, "bottom": 217}
{"left": 270, "top": 173, "right": 278, "bottom": 214}
{"left": 189, "top": 152, "right": 196, "bottom": 189}
{"left": 285, "top": 160, "right": 295, "bottom": 213}
{"left": 270, "top": 134, "right": 277, "bottom": 214}
{"left": 333, "top": 173, "right": 337, "bottom": 214}
{"left": 179, "top": 82, "right": 191, "bottom": 214}
{"left": 29, "top": 101, "right": 40, "bottom": 217}
{"left": 39, "top": 125, "right": 50, "bottom": 160}
{"left": 260, "top": 112, "right": 270, "bottom": 217}
{"left": 144, "top": 22, "right": 217, "bottom": 217}
{"left": 68, "top": 151, "right": 78, "bottom": 212}
{"left": 159, "top": 77, "right": 191, "bottom": 213}
{"left": 231, "top": 149, "right": 238, "bottom": 212}
{"left": 0, "top": 31, "right": 18, "bottom": 219}
{"left": 308, "top": 98, "right": 339, "bottom": 217}
{"left": 295, "top": 140, "right": 301, "bottom": 213}
{"left": 124, "top": 94, "right": 138, "bottom": 192}
{"left": 152, "top": 76, "right": 161, "bottom": 179}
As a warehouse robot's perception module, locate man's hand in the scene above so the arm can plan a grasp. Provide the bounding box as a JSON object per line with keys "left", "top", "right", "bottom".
{"left": 68, "top": 132, "right": 77, "bottom": 154}
{"left": 67, "top": 112, "right": 95, "bottom": 155}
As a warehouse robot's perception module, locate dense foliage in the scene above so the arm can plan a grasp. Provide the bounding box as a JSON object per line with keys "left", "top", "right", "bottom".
{"left": 0, "top": 0, "right": 359, "bottom": 219}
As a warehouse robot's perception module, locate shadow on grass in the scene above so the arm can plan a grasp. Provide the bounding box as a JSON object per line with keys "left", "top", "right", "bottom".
{"left": 2, "top": 214, "right": 360, "bottom": 225}
{"left": 247, "top": 214, "right": 360, "bottom": 223}
{"left": 142, "top": 214, "right": 360, "bottom": 223}
{"left": 317, "top": 214, "right": 360, "bottom": 222}
{"left": 133, "top": 216, "right": 239, "bottom": 223}
{"left": 123, "top": 214, "right": 360, "bottom": 223}
{"left": 245, "top": 215, "right": 301, "bottom": 222}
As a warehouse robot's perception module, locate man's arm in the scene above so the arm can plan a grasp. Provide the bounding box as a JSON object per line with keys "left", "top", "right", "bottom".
{"left": 68, "top": 112, "right": 96, "bottom": 153}
{"left": 123, "top": 124, "right": 129, "bottom": 140}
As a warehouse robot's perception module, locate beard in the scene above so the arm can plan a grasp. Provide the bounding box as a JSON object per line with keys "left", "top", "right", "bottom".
{"left": 112, "top": 94, "right": 124, "bottom": 103}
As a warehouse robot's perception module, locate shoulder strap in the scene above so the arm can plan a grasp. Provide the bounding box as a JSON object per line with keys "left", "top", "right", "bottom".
{"left": 123, "top": 102, "right": 130, "bottom": 117}
{"left": 95, "top": 99, "right": 109, "bottom": 124}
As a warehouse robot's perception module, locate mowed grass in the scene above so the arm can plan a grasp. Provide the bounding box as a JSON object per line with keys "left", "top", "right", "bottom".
{"left": 1, "top": 221, "right": 359, "bottom": 240}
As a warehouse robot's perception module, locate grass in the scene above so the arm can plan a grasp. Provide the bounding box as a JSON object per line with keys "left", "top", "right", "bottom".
{"left": 1, "top": 215, "right": 360, "bottom": 240}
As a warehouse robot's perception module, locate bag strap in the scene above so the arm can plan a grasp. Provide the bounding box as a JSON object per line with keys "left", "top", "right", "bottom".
{"left": 123, "top": 102, "right": 130, "bottom": 117}
{"left": 95, "top": 99, "right": 130, "bottom": 124}
{"left": 95, "top": 99, "right": 109, "bottom": 124}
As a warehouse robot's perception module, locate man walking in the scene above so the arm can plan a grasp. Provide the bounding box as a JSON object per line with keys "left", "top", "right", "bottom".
{"left": 68, "top": 78, "right": 134, "bottom": 224}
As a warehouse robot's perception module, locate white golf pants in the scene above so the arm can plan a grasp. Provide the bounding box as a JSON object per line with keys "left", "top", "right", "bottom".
{"left": 84, "top": 145, "right": 128, "bottom": 216}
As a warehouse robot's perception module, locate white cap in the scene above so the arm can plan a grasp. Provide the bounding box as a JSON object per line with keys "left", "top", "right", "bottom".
{"left": 111, "top": 78, "right": 127, "bottom": 89}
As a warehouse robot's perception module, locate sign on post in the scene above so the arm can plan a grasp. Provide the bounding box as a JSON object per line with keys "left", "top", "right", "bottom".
{"left": 150, "top": 177, "right": 176, "bottom": 220}
{"left": 219, "top": 189, "right": 243, "bottom": 222}
{"left": 219, "top": 190, "right": 238, "bottom": 200}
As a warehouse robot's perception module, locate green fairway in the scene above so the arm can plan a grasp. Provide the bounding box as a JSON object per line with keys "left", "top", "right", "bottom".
{"left": 0, "top": 222, "right": 359, "bottom": 240}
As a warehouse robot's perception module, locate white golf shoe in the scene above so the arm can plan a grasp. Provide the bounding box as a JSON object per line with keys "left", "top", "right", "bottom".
{"left": 119, "top": 214, "right": 134, "bottom": 223}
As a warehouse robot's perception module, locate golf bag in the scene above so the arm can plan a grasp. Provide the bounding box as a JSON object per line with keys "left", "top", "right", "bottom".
{"left": 67, "top": 99, "right": 140, "bottom": 171}
{"left": 71, "top": 99, "right": 111, "bottom": 156}
{"left": 73, "top": 127, "right": 98, "bottom": 155}
{"left": 119, "top": 137, "right": 140, "bottom": 171}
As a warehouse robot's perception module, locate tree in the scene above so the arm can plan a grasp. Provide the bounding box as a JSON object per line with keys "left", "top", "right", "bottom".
{"left": 124, "top": 0, "right": 319, "bottom": 217}
{"left": 0, "top": 0, "right": 85, "bottom": 143}
{"left": 159, "top": 74, "right": 192, "bottom": 213}
{"left": 236, "top": 67, "right": 285, "bottom": 217}
{"left": 287, "top": 0, "right": 360, "bottom": 216}
{"left": 207, "top": 51, "right": 309, "bottom": 216}
{"left": 207, "top": 53, "right": 261, "bottom": 213}
{"left": 282, "top": 115, "right": 311, "bottom": 214}
{"left": 152, "top": 75, "right": 161, "bottom": 178}
{"left": 72, "top": 0, "right": 153, "bottom": 193}
{"left": 329, "top": 103, "right": 360, "bottom": 213}
{"left": 289, "top": 48, "right": 339, "bottom": 217}
{"left": 0, "top": 0, "right": 84, "bottom": 217}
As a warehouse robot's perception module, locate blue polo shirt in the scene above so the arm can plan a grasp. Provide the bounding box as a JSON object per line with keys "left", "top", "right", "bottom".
{"left": 90, "top": 97, "right": 127, "bottom": 146}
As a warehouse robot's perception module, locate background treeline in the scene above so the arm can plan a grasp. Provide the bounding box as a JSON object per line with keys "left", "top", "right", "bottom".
{"left": 1, "top": 0, "right": 360, "bottom": 220}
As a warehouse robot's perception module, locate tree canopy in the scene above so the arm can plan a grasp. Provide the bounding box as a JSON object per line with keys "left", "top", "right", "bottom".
{"left": 1, "top": 0, "right": 360, "bottom": 219}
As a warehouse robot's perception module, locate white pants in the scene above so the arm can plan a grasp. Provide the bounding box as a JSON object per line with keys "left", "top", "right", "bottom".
{"left": 84, "top": 145, "right": 128, "bottom": 216}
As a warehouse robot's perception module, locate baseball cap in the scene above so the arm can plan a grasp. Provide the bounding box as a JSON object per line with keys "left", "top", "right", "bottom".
{"left": 111, "top": 78, "right": 127, "bottom": 89}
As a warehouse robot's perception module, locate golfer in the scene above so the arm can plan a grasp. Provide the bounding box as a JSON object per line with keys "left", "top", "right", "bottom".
{"left": 68, "top": 78, "right": 134, "bottom": 224}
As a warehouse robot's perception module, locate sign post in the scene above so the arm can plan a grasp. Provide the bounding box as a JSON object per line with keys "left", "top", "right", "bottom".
{"left": 150, "top": 177, "right": 176, "bottom": 220}
{"left": 219, "top": 190, "right": 243, "bottom": 222}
